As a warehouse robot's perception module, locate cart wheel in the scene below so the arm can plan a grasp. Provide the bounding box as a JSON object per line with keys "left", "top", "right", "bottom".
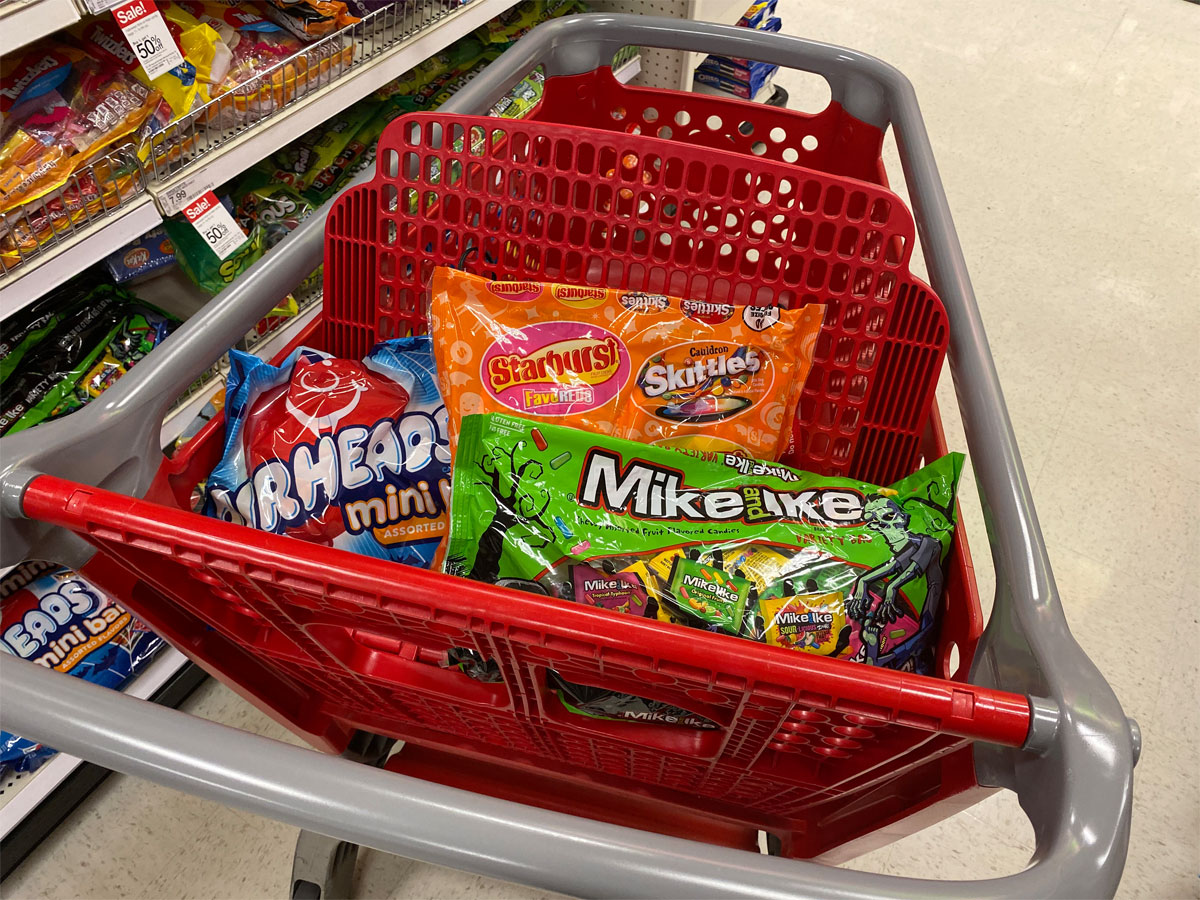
{"left": 764, "top": 832, "right": 784, "bottom": 856}
{"left": 291, "top": 830, "right": 359, "bottom": 900}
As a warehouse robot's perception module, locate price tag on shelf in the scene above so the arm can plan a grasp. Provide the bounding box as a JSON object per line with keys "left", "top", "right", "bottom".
{"left": 82, "top": 0, "right": 125, "bottom": 13}
{"left": 183, "top": 191, "right": 247, "bottom": 261}
{"left": 155, "top": 172, "right": 216, "bottom": 217}
{"left": 112, "top": 0, "right": 184, "bottom": 82}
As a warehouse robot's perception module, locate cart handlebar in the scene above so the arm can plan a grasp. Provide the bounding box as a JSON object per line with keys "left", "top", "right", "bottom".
{"left": 0, "top": 654, "right": 1123, "bottom": 900}
{"left": 0, "top": 15, "right": 1135, "bottom": 896}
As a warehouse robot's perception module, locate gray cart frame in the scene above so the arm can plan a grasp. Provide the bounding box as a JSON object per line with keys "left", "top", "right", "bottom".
{"left": 0, "top": 15, "right": 1137, "bottom": 899}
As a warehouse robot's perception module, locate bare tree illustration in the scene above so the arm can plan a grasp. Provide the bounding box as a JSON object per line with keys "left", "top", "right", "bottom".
{"left": 455, "top": 439, "right": 556, "bottom": 583}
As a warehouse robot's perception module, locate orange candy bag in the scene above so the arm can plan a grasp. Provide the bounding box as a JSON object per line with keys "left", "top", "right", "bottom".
{"left": 429, "top": 268, "right": 825, "bottom": 461}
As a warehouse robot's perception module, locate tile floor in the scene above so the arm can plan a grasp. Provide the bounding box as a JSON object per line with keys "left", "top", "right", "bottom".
{"left": 4, "top": 0, "right": 1198, "bottom": 897}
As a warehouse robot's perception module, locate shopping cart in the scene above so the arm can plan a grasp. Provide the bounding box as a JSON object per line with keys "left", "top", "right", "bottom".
{"left": 0, "top": 14, "right": 1137, "bottom": 899}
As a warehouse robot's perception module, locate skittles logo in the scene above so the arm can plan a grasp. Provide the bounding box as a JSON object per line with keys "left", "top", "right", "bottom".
{"left": 634, "top": 340, "right": 771, "bottom": 424}
{"left": 481, "top": 321, "right": 630, "bottom": 416}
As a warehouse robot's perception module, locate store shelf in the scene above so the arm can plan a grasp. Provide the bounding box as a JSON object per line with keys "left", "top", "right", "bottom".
{"left": 0, "top": 196, "right": 162, "bottom": 322}
{"left": 0, "top": 0, "right": 519, "bottom": 319}
{"left": 613, "top": 53, "right": 642, "bottom": 83}
{"left": 0, "top": 0, "right": 81, "bottom": 57}
{"left": 0, "top": 647, "right": 192, "bottom": 836}
{"left": 147, "top": 0, "right": 516, "bottom": 215}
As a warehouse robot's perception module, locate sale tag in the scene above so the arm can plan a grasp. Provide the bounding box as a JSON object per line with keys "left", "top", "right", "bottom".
{"left": 156, "top": 172, "right": 217, "bottom": 217}
{"left": 183, "top": 191, "right": 247, "bottom": 260}
{"left": 112, "top": 0, "right": 185, "bottom": 82}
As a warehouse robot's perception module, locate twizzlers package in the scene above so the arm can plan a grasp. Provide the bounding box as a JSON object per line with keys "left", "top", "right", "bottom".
{"left": 445, "top": 414, "right": 963, "bottom": 725}
{"left": 204, "top": 337, "right": 450, "bottom": 568}
{"left": 429, "top": 267, "right": 825, "bottom": 461}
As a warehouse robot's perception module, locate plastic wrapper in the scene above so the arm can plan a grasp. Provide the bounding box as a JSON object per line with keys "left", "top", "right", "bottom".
{"left": 0, "top": 286, "right": 176, "bottom": 435}
{"left": 163, "top": 193, "right": 263, "bottom": 294}
{"left": 0, "top": 42, "right": 166, "bottom": 250}
{"left": 263, "top": 0, "right": 358, "bottom": 41}
{"left": 445, "top": 414, "right": 963, "bottom": 723}
{"left": 265, "top": 101, "right": 376, "bottom": 192}
{"left": 1, "top": 564, "right": 164, "bottom": 776}
{"left": 72, "top": 6, "right": 222, "bottom": 119}
{"left": 204, "top": 338, "right": 451, "bottom": 568}
{"left": 232, "top": 169, "right": 321, "bottom": 296}
{"left": 475, "top": 0, "right": 587, "bottom": 45}
{"left": 300, "top": 100, "right": 391, "bottom": 204}
{"left": 104, "top": 225, "right": 176, "bottom": 283}
{"left": 372, "top": 36, "right": 487, "bottom": 101}
{"left": 232, "top": 174, "right": 314, "bottom": 248}
{"left": 430, "top": 267, "right": 825, "bottom": 461}
{"left": 0, "top": 275, "right": 96, "bottom": 383}
{"left": 490, "top": 68, "right": 544, "bottom": 119}
{"left": 172, "top": 1, "right": 351, "bottom": 122}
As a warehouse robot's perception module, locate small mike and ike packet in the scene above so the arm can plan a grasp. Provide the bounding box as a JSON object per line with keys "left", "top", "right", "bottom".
{"left": 444, "top": 413, "right": 963, "bottom": 728}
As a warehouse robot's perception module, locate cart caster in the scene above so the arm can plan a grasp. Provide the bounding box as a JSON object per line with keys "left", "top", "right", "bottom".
{"left": 764, "top": 832, "right": 784, "bottom": 856}
{"left": 291, "top": 830, "right": 359, "bottom": 900}
{"left": 289, "top": 732, "right": 396, "bottom": 899}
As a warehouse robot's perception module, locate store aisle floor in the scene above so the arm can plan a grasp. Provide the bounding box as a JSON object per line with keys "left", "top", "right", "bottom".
{"left": 4, "top": 1, "right": 1197, "bottom": 897}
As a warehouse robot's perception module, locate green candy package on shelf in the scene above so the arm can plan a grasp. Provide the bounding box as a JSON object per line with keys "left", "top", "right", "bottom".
{"left": 163, "top": 194, "right": 263, "bottom": 295}
{"left": 490, "top": 69, "right": 545, "bottom": 119}
{"left": 475, "top": 0, "right": 588, "bottom": 46}
{"left": 0, "top": 280, "right": 177, "bottom": 436}
{"left": 266, "top": 101, "right": 379, "bottom": 193}
{"left": 302, "top": 96, "right": 408, "bottom": 205}
{"left": 372, "top": 36, "right": 487, "bottom": 101}
{"left": 164, "top": 188, "right": 312, "bottom": 308}
{"left": 445, "top": 414, "right": 964, "bottom": 725}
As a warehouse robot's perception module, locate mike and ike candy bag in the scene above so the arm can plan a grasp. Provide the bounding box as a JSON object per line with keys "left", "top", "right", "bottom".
{"left": 204, "top": 337, "right": 450, "bottom": 569}
{"left": 429, "top": 267, "right": 825, "bottom": 462}
{"left": 444, "top": 413, "right": 963, "bottom": 727}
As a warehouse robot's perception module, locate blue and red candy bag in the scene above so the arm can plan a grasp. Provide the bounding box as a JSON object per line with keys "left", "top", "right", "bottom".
{"left": 1, "top": 564, "right": 164, "bottom": 775}
{"left": 204, "top": 337, "right": 451, "bottom": 568}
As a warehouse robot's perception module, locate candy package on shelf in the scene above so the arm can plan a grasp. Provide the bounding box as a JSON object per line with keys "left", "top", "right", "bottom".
{"left": 372, "top": 36, "right": 488, "bottom": 102}
{"left": 265, "top": 101, "right": 378, "bottom": 193}
{"left": 0, "top": 279, "right": 177, "bottom": 436}
{"left": 263, "top": 0, "right": 358, "bottom": 41}
{"left": 204, "top": 337, "right": 451, "bottom": 568}
{"left": 430, "top": 267, "right": 825, "bottom": 461}
{"left": 104, "top": 225, "right": 177, "bottom": 284}
{"left": 171, "top": 0, "right": 353, "bottom": 123}
{"left": 163, "top": 193, "right": 263, "bottom": 293}
{"left": 0, "top": 43, "right": 169, "bottom": 263}
{"left": 71, "top": 5, "right": 222, "bottom": 120}
{"left": 0, "top": 563, "right": 165, "bottom": 776}
{"left": 444, "top": 414, "right": 963, "bottom": 724}
{"left": 490, "top": 68, "right": 544, "bottom": 119}
{"left": 475, "top": 0, "right": 588, "bottom": 46}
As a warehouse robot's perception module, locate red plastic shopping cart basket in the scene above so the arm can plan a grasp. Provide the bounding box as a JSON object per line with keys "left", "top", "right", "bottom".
{"left": 13, "top": 104, "right": 1024, "bottom": 863}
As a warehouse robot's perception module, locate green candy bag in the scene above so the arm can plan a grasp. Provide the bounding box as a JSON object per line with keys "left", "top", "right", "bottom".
{"left": 445, "top": 414, "right": 963, "bottom": 725}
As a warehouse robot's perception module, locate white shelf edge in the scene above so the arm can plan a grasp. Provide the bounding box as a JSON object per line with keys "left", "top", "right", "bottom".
{"left": 149, "top": 0, "right": 517, "bottom": 215}
{"left": 0, "top": 646, "right": 190, "bottom": 839}
{"left": 0, "top": 197, "right": 164, "bottom": 322}
{"left": 158, "top": 298, "right": 324, "bottom": 447}
{"left": 613, "top": 54, "right": 642, "bottom": 84}
{"left": 0, "top": 0, "right": 81, "bottom": 57}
